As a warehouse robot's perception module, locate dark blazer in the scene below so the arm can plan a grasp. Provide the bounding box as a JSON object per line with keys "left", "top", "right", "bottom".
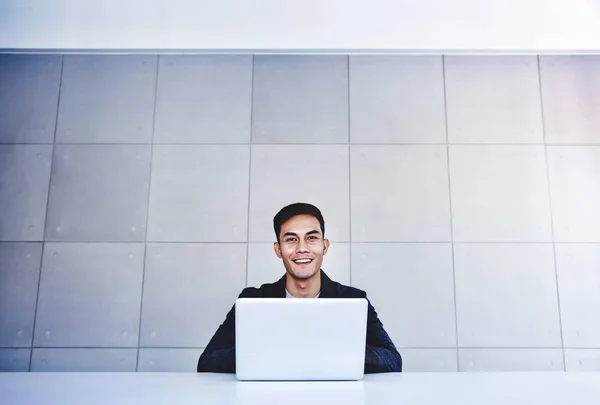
{"left": 197, "top": 270, "right": 402, "bottom": 374}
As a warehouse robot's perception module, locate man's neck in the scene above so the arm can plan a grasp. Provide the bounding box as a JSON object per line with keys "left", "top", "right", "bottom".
{"left": 285, "top": 270, "right": 321, "bottom": 298}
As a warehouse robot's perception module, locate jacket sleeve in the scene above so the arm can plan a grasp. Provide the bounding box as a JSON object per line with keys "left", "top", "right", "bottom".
{"left": 363, "top": 294, "right": 403, "bottom": 373}
{"left": 197, "top": 289, "right": 254, "bottom": 373}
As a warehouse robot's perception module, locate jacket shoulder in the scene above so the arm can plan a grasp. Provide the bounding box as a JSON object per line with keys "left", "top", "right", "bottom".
{"left": 331, "top": 280, "right": 367, "bottom": 299}
{"left": 238, "top": 286, "right": 261, "bottom": 298}
{"left": 238, "top": 279, "right": 282, "bottom": 298}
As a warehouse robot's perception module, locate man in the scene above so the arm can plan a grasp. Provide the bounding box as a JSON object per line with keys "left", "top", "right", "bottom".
{"left": 197, "top": 202, "right": 402, "bottom": 373}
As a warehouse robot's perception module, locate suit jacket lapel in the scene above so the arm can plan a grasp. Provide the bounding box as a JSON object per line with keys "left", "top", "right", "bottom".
{"left": 318, "top": 270, "right": 337, "bottom": 298}
{"left": 271, "top": 275, "right": 286, "bottom": 298}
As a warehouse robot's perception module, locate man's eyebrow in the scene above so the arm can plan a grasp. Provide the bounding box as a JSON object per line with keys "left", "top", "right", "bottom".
{"left": 282, "top": 230, "right": 320, "bottom": 238}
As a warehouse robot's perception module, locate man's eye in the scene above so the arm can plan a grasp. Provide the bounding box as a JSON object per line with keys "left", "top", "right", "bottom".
{"left": 286, "top": 238, "right": 296, "bottom": 242}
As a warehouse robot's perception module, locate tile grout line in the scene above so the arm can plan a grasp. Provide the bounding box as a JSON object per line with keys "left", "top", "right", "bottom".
{"left": 537, "top": 55, "right": 567, "bottom": 372}
{"left": 347, "top": 55, "right": 352, "bottom": 286}
{"left": 9, "top": 240, "right": 599, "bottom": 244}
{"left": 28, "top": 55, "right": 65, "bottom": 372}
{"left": 6, "top": 240, "right": 600, "bottom": 245}
{"left": 3, "top": 142, "right": 600, "bottom": 146}
{"left": 442, "top": 54, "right": 461, "bottom": 371}
{"left": 4, "top": 49, "right": 600, "bottom": 56}
{"left": 135, "top": 55, "right": 160, "bottom": 372}
{"left": 245, "top": 55, "right": 255, "bottom": 288}
{"left": 15, "top": 346, "right": 582, "bottom": 350}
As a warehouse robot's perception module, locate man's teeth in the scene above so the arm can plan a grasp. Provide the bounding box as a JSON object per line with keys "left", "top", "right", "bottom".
{"left": 294, "top": 259, "right": 312, "bottom": 263}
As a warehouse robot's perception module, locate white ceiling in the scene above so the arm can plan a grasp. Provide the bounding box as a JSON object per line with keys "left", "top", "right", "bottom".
{"left": 1, "top": 0, "right": 599, "bottom": 53}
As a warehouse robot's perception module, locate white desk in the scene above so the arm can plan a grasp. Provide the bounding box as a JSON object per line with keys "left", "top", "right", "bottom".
{"left": 1, "top": 372, "right": 599, "bottom": 405}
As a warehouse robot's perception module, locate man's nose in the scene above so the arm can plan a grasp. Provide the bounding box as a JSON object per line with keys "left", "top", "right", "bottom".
{"left": 296, "top": 239, "right": 309, "bottom": 252}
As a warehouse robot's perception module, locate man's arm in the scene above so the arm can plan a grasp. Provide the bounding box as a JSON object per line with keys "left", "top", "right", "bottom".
{"left": 363, "top": 295, "right": 403, "bottom": 373}
{"left": 196, "top": 302, "right": 236, "bottom": 373}
{"left": 198, "top": 285, "right": 263, "bottom": 373}
{"left": 197, "top": 288, "right": 260, "bottom": 373}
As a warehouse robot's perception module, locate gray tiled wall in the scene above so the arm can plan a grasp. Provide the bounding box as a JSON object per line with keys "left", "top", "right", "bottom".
{"left": 0, "top": 54, "right": 599, "bottom": 373}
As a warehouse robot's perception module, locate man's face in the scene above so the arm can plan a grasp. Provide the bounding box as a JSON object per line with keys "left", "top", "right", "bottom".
{"left": 274, "top": 214, "right": 329, "bottom": 281}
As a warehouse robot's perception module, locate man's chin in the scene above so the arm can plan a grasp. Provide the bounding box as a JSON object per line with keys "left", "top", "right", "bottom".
{"left": 288, "top": 268, "right": 318, "bottom": 280}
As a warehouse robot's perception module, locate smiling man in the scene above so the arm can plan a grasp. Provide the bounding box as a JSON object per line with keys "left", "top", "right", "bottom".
{"left": 196, "top": 202, "right": 402, "bottom": 373}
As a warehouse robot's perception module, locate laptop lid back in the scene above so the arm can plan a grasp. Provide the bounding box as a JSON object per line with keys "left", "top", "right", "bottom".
{"left": 235, "top": 298, "right": 368, "bottom": 381}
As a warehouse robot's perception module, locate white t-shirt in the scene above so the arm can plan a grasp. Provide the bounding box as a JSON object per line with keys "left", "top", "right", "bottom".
{"left": 285, "top": 288, "right": 320, "bottom": 298}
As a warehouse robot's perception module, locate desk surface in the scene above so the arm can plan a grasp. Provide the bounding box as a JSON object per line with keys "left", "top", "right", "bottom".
{"left": 1, "top": 372, "right": 599, "bottom": 405}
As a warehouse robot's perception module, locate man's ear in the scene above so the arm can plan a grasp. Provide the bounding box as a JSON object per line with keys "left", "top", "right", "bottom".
{"left": 273, "top": 242, "right": 282, "bottom": 258}
{"left": 323, "top": 238, "right": 330, "bottom": 255}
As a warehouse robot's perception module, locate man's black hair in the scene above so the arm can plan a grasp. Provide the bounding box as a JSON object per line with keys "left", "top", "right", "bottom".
{"left": 273, "top": 202, "right": 325, "bottom": 242}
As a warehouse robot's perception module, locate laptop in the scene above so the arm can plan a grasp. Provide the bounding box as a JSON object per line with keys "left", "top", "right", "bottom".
{"left": 235, "top": 297, "right": 368, "bottom": 381}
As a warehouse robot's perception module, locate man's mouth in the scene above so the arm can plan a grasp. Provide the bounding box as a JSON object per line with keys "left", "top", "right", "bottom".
{"left": 292, "top": 258, "right": 313, "bottom": 265}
